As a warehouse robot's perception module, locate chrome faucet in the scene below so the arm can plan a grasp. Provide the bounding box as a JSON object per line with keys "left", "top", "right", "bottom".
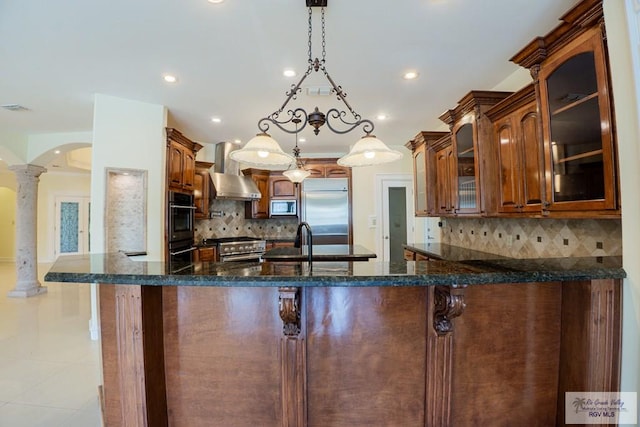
{"left": 294, "top": 221, "right": 313, "bottom": 264}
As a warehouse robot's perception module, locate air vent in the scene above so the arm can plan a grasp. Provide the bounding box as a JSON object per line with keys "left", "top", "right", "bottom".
{"left": 306, "top": 86, "right": 332, "bottom": 96}
{"left": 1, "top": 104, "right": 29, "bottom": 111}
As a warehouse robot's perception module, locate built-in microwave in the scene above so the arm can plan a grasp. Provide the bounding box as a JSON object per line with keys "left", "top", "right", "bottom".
{"left": 270, "top": 199, "right": 297, "bottom": 216}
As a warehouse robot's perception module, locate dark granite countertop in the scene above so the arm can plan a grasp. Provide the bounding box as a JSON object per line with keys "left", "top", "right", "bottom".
{"left": 44, "top": 252, "right": 625, "bottom": 288}
{"left": 403, "top": 243, "right": 507, "bottom": 261}
{"left": 263, "top": 244, "right": 376, "bottom": 262}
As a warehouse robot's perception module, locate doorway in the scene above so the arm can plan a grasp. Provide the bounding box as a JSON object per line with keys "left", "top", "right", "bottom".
{"left": 378, "top": 175, "right": 414, "bottom": 262}
{"left": 54, "top": 196, "right": 91, "bottom": 257}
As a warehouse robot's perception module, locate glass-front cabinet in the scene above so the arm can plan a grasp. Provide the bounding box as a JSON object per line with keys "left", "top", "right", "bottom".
{"left": 536, "top": 28, "right": 617, "bottom": 214}
{"left": 454, "top": 122, "right": 478, "bottom": 212}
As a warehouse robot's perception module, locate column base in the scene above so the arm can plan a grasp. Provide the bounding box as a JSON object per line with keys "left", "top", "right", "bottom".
{"left": 7, "top": 285, "right": 48, "bottom": 298}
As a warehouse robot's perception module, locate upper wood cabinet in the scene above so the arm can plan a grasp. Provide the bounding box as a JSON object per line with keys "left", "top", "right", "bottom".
{"left": 511, "top": 0, "right": 619, "bottom": 216}
{"left": 302, "top": 159, "right": 351, "bottom": 179}
{"left": 194, "top": 161, "right": 214, "bottom": 219}
{"left": 243, "top": 168, "right": 270, "bottom": 219}
{"left": 486, "top": 84, "right": 543, "bottom": 214}
{"left": 405, "top": 131, "right": 448, "bottom": 216}
{"left": 439, "top": 91, "right": 512, "bottom": 216}
{"left": 269, "top": 174, "right": 298, "bottom": 199}
{"left": 166, "top": 128, "right": 203, "bottom": 193}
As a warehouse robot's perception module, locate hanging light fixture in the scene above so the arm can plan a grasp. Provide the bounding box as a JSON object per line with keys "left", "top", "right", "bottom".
{"left": 231, "top": 0, "right": 402, "bottom": 168}
{"left": 283, "top": 118, "right": 311, "bottom": 184}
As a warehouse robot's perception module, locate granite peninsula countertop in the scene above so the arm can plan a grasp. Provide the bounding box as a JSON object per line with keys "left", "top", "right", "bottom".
{"left": 44, "top": 251, "right": 625, "bottom": 288}
{"left": 403, "top": 243, "right": 508, "bottom": 261}
{"left": 263, "top": 244, "right": 376, "bottom": 262}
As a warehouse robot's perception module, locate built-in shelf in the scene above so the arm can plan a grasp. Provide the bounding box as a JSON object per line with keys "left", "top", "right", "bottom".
{"left": 555, "top": 149, "right": 603, "bottom": 164}
{"left": 551, "top": 92, "right": 598, "bottom": 116}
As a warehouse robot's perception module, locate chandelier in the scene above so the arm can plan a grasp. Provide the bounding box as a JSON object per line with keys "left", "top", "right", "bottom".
{"left": 230, "top": 0, "right": 402, "bottom": 168}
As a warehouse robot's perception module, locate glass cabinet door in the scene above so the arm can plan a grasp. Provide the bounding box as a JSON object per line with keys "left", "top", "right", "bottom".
{"left": 546, "top": 52, "right": 603, "bottom": 202}
{"left": 540, "top": 28, "right": 616, "bottom": 211}
{"left": 455, "top": 123, "right": 477, "bottom": 212}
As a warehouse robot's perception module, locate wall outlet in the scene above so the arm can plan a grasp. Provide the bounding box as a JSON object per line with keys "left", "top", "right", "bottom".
{"left": 506, "top": 234, "right": 514, "bottom": 245}
{"left": 276, "top": 226, "right": 282, "bottom": 233}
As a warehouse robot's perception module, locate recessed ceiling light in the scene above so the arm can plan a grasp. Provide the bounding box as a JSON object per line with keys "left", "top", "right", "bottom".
{"left": 54, "top": 150, "right": 61, "bottom": 154}
{"left": 234, "top": 139, "right": 242, "bottom": 144}
{"left": 402, "top": 71, "right": 419, "bottom": 80}
{"left": 207, "top": 0, "right": 225, "bottom": 3}
{"left": 299, "top": 137, "right": 306, "bottom": 143}
{"left": 163, "top": 74, "right": 178, "bottom": 83}
{"left": 283, "top": 69, "right": 296, "bottom": 77}
{"left": 376, "top": 114, "right": 388, "bottom": 121}
{"left": 211, "top": 117, "right": 222, "bottom": 123}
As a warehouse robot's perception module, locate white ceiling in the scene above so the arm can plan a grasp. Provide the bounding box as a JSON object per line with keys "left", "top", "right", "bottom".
{"left": 0, "top": 0, "right": 579, "bottom": 159}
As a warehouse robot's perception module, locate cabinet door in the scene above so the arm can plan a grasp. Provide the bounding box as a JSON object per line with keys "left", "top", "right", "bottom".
{"left": 325, "top": 165, "right": 350, "bottom": 178}
{"left": 194, "top": 169, "right": 210, "bottom": 219}
{"left": 168, "top": 142, "right": 185, "bottom": 188}
{"left": 250, "top": 173, "right": 270, "bottom": 219}
{"left": 496, "top": 119, "right": 520, "bottom": 212}
{"left": 453, "top": 121, "right": 479, "bottom": 214}
{"left": 270, "top": 176, "right": 297, "bottom": 199}
{"left": 304, "top": 164, "right": 325, "bottom": 178}
{"left": 182, "top": 149, "right": 196, "bottom": 190}
{"left": 436, "top": 146, "right": 454, "bottom": 215}
{"left": 539, "top": 27, "right": 616, "bottom": 211}
{"left": 519, "top": 107, "right": 543, "bottom": 210}
{"left": 413, "top": 145, "right": 428, "bottom": 216}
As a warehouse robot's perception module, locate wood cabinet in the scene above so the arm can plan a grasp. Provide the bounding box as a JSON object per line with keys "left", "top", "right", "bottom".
{"left": 439, "top": 91, "right": 512, "bottom": 216}
{"left": 243, "top": 169, "right": 270, "bottom": 219}
{"left": 194, "top": 246, "right": 216, "bottom": 262}
{"left": 193, "top": 161, "right": 214, "bottom": 219}
{"left": 433, "top": 135, "right": 455, "bottom": 216}
{"left": 486, "top": 84, "right": 543, "bottom": 214}
{"left": 166, "top": 128, "right": 202, "bottom": 193}
{"left": 269, "top": 174, "right": 298, "bottom": 199}
{"left": 405, "top": 131, "right": 448, "bottom": 216}
{"left": 511, "top": 0, "right": 619, "bottom": 216}
{"left": 302, "top": 158, "right": 351, "bottom": 178}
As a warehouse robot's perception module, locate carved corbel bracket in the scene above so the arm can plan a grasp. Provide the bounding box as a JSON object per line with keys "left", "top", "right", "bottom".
{"left": 279, "top": 287, "right": 301, "bottom": 337}
{"left": 433, "top": 285, "right": 466, "bottom": 335}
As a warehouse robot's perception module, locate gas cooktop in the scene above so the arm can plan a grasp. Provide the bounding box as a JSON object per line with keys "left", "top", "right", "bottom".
{"left": 202, "top": 236, "right": 264, "bottom": 245}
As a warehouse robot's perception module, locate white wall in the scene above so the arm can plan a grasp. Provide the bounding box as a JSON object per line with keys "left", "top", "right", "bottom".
{"left": 0, "top": 186, "right": 16, "bottom": 261}
{"left": 90, "top": 94, "right": 167, "bottom": 261}
{"left": 604, "top": 0, "right": 640, "bottom": 402}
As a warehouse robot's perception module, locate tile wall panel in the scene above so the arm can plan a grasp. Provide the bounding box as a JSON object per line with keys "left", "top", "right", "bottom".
{"left": 441, "top": 217, "right": 622, "bottom": 258}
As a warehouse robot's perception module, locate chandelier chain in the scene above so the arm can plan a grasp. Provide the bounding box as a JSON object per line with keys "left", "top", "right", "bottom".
{"left": 307, "top": 8, "right": 313, "bottom": 64}
{"left": 321, "top": 7, "right": 326, "bottom": 63}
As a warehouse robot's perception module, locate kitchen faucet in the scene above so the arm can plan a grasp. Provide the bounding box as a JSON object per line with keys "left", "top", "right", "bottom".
{"left": 294, "top": 221, "right": 313, "bottom": 264}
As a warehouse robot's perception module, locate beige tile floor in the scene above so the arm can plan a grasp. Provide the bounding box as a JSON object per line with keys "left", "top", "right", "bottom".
{"left": 0, "top": 262, "right": 102, "bottom": 427}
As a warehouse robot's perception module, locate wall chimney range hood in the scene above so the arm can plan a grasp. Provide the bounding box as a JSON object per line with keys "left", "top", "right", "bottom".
{"left": 210, "top": 142, "right": 262, "bottom": 201}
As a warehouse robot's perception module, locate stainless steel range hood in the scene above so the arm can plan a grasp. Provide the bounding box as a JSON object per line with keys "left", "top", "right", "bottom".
{"left": 211, "top": 142, "right": 261, "bottom": 201}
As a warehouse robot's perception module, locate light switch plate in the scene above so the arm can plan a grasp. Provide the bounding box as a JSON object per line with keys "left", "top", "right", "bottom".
{"left": 368, "top": 215, "right": 377, "bottom": 228}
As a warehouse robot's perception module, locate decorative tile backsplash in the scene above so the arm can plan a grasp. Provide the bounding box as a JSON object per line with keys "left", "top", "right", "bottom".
{"left": 441, "top": 217, "right": 622, "bottom": 258}
{"left": 194, "top": 199, "right": 298, "bottom": 242}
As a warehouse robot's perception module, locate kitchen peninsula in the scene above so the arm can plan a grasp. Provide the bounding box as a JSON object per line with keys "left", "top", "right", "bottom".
{"left": 45, "top": 253, "right": 624, "bottom": 427}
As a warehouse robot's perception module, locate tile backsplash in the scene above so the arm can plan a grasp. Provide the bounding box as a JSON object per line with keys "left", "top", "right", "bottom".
{"left": 441, "top": 217, "right": 622, "bottom": 258}
{"left": 194, "top": 199, "right": 298, "bottom": 242}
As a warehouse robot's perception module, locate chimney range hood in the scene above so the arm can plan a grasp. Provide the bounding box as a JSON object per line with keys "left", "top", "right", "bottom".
{"left": 210, "top": 142, "right": 262, "bottom": 201}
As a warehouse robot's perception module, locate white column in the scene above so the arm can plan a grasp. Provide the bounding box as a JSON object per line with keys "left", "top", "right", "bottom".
{"left": 8, "top": 164, "right": 47, "bottom": 297}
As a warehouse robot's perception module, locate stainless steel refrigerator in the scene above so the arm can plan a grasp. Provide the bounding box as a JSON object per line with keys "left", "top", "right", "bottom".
{"left": 301, "top": 178, "right": 350, "bottom": 245}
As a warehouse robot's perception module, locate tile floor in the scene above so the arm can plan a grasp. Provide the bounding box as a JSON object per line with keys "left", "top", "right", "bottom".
{"left": 0, "top": 261, "right": 102, "bottom": 427}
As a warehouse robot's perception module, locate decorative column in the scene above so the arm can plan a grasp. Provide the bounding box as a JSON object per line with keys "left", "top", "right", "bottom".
{"left": 8, "top": 164, "right": 47, "bottom": 297}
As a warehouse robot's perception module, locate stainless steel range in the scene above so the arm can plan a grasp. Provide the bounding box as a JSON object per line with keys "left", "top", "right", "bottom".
{"left": 205, "top": 237, "right": 266, "bottom": 262}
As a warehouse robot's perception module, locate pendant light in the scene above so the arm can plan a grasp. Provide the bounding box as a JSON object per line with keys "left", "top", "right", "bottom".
{"left": 283, "top": 118, "right": 311, "bottom": 184}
